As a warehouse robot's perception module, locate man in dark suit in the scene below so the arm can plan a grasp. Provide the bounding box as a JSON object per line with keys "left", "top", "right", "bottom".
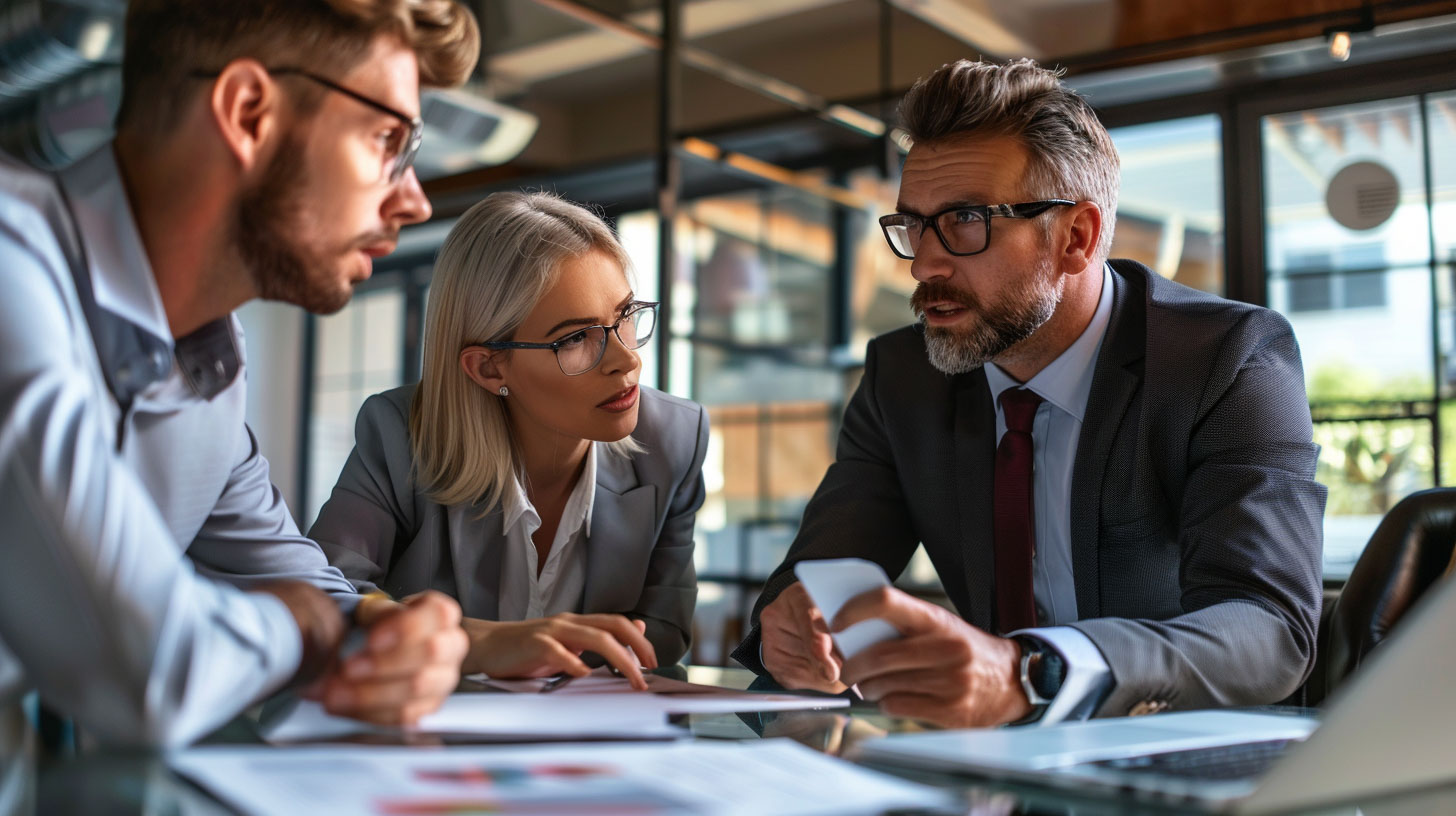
{"left": 732, "top": 58, "right": 1325, "bottom": 728}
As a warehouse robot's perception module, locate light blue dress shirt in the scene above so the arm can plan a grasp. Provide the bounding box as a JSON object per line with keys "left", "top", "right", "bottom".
{"left": 983, "top": 264, "right": 1115, "bottom": 723}
{"left": 0, "top": 145, "right": 356, "bottom": 748}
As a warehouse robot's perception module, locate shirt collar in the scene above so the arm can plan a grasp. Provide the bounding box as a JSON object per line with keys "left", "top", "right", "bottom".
{"left": 985, "top": 263, "right": 1114, "bottom": 422}
{"left": 58, "top": 144, "right": 172, "bottom": 345}
{"left": 501, "top": 442, "right": 599, "bottom": 538}
{"left": 57, "top": 143, "right": 242, "bottom": 402}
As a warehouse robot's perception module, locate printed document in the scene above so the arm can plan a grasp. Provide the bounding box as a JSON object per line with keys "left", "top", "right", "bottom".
{"left": 171, "top": 739, "right": 953, "bottom": 816}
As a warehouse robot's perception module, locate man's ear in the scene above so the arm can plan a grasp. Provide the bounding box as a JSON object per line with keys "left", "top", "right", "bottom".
{"left": 1057, "top": 201, "right": 1103, "bottom": 276}
{"left": 460, "top": 346, "right": 508, "bottom": 395}
{"left": 207, "top": 58, "right": 282, "bottom": 173}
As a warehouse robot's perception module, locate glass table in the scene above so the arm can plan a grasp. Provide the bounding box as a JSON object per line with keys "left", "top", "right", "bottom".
{"left": 7, "top": 668, "right": 1455, "bottom": 815}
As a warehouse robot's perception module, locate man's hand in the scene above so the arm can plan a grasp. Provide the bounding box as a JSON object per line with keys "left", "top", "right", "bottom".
{"left": 759, "top": 582, "right": 846, "bottom": 693}
{"left": 463, "top": 613, "right": 658, "bottom": 691}
{"left": 252, "top": 581, "right": 348, "bottom": 685}
{"left": 833, "top": 586, "right": 1031, "bottom": 727}
{"left": 317, "top": 591, "right": 469, "bottom": 726}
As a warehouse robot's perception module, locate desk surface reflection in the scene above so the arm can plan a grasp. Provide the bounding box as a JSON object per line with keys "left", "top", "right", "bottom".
{"left": 9, "top": 667, "right": 1455, "bottom": 816}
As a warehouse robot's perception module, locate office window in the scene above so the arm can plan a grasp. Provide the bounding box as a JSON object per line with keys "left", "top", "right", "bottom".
{"left": 1263, "top": 96, "right": 1442, "bottom": 578}
{"left": 846, "top": 168, "right": 914, "bottom": 351}
{"left": 602, "top": 213, "right": 662, "bottom": 390}
{"left": 619, "top": 188, "right": 852, "bottom": 665}
{"left": 1431, "top": 92, "right": 1456, "bottom": 487}
{"left": 1108, "top": 115, "right": 1225, "bottom": 294}
{"left": 304, "top": 288, "right": 405, "bottom": 526}
{"left": 1284, "top": 244, "right": 1390, "bottom": 313}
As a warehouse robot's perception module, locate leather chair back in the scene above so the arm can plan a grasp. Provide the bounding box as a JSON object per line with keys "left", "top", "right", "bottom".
{"left": 1307, "top": 488, "right": 1456, "bottom": 705}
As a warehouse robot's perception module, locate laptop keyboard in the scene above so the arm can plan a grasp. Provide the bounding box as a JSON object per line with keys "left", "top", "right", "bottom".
{"left": 1088, "top": 739, "right": 1297, "bottom": 781}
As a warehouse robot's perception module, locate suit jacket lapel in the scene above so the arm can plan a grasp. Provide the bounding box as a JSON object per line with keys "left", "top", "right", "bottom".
{"left": 1071, "top": 265, "right": 1146, "bottom": 619}
{"left": 447, "top": 502, "right": 505, "bottom": 620}
{"left": 953, "top": 368, "right": 997, "bottom": 630}
{"left": 581, "top": 448, "right": 659, "bottom": 615}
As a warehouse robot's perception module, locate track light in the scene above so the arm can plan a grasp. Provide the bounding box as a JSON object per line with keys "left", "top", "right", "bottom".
{"left": 1324, "top": 5, "right": 1374, "bottom": 63}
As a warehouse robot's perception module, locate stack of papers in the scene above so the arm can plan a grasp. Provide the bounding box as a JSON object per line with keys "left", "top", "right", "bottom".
{"left": 474, "top": 667, "right": 853, "bottom": 714}
{"left": 261, "top": 694, "right": 685, "bottom": 743}
{"left": 261, "top": 669, "right": 849, "bottom": 744}
{"left": 172, "top": 739, "right": 954, "bottom": 816}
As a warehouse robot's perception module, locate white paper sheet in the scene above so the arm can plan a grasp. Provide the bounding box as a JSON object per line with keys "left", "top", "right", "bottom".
{"left": 472, "top": 667, "right": 852, "bottom": 714}
{"left": 261, "top": 693, "right": 685, "bottom": 744}
{"left": 171, "top": 739, "right": 954, "bottom": 816}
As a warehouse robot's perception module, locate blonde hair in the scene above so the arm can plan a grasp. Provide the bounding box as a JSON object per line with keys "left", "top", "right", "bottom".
{"left": 118, "top": 0, "right": 480, "bottom": 137}
{"left": 411, "top": 191, "right": 641, "bottom": 511}
{"left": 899, "top": 58, "right": 1120, "bottom": 263}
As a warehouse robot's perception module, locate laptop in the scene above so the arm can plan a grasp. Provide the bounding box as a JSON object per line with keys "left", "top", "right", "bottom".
{"left": 856, "top": 573, "right": 1456, "bottom": 813}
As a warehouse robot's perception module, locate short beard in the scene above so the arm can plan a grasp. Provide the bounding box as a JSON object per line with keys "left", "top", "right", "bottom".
{"left": 233, "top": 134, "right": 353, "bottom": 315}
{"left": 911, "top": 257, "right": 1063, "bottom": 375}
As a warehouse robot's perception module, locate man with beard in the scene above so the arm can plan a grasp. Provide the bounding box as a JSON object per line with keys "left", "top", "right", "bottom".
{"left": 0, "top": 0, "right": 479, "bottom": 747}
{"left": 733, "top": 58, "right": 1325, "bottom": 728}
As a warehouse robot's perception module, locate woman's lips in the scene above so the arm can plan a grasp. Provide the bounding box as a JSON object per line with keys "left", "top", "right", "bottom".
{"left": 598, "top": 384, "right": 639, "bottom": 412}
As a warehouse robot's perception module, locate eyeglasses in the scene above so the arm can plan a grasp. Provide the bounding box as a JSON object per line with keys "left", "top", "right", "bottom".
{"left": 878, "top": 200, "right": 1075, "bottom": 260}
{"left": 188, "top": 66, "right": 424, "bottom": 184}
{"left": 477, "top": 302, "right": 659, "bottom": 376}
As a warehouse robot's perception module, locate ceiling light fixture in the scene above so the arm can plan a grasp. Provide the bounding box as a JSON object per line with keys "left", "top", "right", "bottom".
{"left": 1323, "top": 4, "right": 1374, "bottom": 63}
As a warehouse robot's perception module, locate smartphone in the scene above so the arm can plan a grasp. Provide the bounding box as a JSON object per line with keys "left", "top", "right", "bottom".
{"left": 793, "top": 558, "right": 902, "bottom": 660}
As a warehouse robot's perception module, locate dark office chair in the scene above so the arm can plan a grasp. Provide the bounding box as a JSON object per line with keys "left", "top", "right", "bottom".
{"left": 1305, "top": 487, "right": 1456, "bottom": 705}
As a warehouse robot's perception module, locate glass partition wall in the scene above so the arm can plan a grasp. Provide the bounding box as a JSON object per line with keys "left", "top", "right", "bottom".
{"left": 617, "top": 190, "right": 862, "bottom": 665}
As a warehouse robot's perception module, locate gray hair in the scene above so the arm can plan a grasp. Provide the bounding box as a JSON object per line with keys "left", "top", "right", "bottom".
{"left": 411, "top": 191, "right": 639, "bottom": 511}
{"left": 898, "top": 58, "right": 1119, "bottom": 262}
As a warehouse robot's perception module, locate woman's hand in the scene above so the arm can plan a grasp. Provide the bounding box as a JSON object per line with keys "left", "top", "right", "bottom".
{"left": 463, "top": 613, "right": 659, "bottom": 690}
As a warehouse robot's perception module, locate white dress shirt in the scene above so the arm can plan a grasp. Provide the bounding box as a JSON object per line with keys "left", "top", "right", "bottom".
{"left": 0, "top": 145, "right": 355, "bottom": 748}
{"left": 497, "top": 443, "right": 597, "bottom": 621}
{"left": 983, "top": 264, "right": 1116, "bottom": 723}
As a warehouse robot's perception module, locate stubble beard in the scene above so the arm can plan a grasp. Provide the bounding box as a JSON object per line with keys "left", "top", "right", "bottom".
{"left": 232, "top": 133, "right": 355, "bottom": 316}
{"left": 912, "top": 256, "right": 1063, "bottom": 375}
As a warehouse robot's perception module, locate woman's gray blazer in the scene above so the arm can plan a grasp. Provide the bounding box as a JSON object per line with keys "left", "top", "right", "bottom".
{"left": 308, "top": 383, "right": 710, "bottom": 664}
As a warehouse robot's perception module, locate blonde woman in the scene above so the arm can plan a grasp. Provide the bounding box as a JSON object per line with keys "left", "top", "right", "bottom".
{"left": 310, "top": 192, "right": 708, "bottom": 688}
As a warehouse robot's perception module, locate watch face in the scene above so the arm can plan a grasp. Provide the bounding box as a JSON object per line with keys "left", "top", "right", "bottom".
{"left": 1019, "top": 645, "right": 1050, "bottom": 706}
{"left": 1017, "top": 638, "right": 1065, "bottom": 703}
{"left": 1033, "top": 650, "right": 1066, "bottom": 700}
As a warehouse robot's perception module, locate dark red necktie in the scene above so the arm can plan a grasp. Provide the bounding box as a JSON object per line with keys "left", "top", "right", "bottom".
{"left": 994, "top": 387, "right": 1043, "bottom": 634}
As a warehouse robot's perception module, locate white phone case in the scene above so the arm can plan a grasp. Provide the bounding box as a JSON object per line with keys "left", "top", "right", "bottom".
{"left": 793, "top": 558, "right": 902, "bottom": 660}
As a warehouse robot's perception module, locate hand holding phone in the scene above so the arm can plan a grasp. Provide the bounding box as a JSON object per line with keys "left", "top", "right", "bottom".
{"left": 793, "top": 558, "right": 902, "bottom": 660}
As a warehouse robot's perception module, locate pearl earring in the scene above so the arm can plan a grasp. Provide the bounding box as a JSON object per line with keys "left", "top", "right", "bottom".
{"left": 498, "top": 386, "right": 509, "bottom": 397}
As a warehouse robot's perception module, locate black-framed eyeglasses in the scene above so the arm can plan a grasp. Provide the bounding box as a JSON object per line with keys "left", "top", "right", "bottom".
{"left": 188, "top": 66, "right": 424, "bottom": 184}
{"left": 475, "top": 302, "right": 659, "bottom": 376}
{"left": 878, "top": 200, "right": 1075, "bottom": 260}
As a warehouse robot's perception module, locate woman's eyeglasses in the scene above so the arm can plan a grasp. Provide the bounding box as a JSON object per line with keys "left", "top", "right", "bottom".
{"left": 476, "top": 301, "right": 659, "bottom": 376}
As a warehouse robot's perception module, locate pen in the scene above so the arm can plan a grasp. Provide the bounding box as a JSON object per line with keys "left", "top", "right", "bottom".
{"left": 539, "top": 673, "right": 575, "bottom": 694}
{"left": 336, "top": 590, "right": 395, "bottom": 663}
